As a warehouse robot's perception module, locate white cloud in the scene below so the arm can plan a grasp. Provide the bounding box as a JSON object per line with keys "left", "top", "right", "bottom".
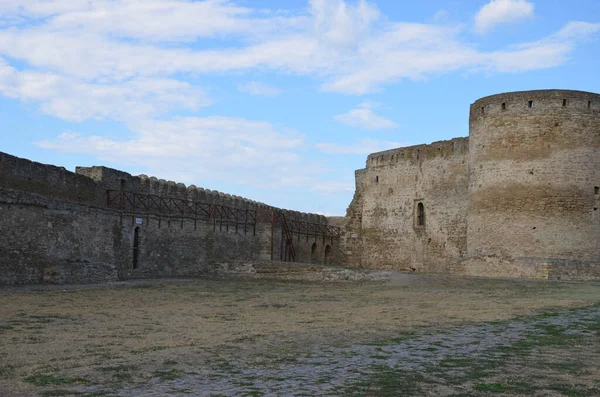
{"left": 238, "top": 81, "right": 282, "bottom": 97}
{"left": 334, "top": 101, "right": 397, "bottom": 129}
{"left": 431, "top": 10, "right": 449, "bottom": 23}
{"left": 474, "top": 0, "right": 534, "bottom": 34}
{"left": 483, "top": 21, "right": 600, "bottom": 73}
{"left": 35, "top": 116, "right": 319, "bottom": 189}
{"left": 310, "top": 179, "right": 354, "bottom": 195}
{"left": 316, "top": 139, "right": 406, "bottom": 155}
{"left": 310, "top": 0, "right": 380, "bottom": 47}
{"left": 0, "top": 0, "right": 300, "bottom": 42}
{"left": 0, "top": 1, "right": 595, "bottom": 214}
{"left": 0, "top": 1, "right": 596, "bottom": 98}
{"left": 0, "top": 58, "right": 208, "bottom": 122}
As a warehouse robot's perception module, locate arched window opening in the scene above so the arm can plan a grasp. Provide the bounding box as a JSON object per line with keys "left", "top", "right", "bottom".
{"left": 417, "top": 202, "right": 425, "bottom": 227}
{"left": 310, "top": 242, "right": 317, "bottom": 264}
{"left": 324, "top": 245, "right": 332, "bottom": 265}
{"left": 133, "top": 227, "right": 140, "bottom": 269}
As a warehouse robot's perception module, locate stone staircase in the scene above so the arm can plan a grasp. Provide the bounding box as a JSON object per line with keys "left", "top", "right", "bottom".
{"left": 215, "top": 260, "right": 390, "bottom": 282}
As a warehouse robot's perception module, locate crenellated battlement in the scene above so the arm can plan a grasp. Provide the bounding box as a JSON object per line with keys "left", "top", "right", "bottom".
{"left": 1, "top": 152, "right": 100, "bottom": 205}
{"left": 1, "top": 151, "right": 327, "bottom": 225}
{"left": 366, "top": 137, "right": 468, "bottom": 169}
{"left": 471, "top": 89, "right": 600, "bottom": 121}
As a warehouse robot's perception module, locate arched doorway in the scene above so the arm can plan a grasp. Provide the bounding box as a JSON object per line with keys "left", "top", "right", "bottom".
{"left": 324, "top": 245, "right": 331, "bottom": 265}
{"left": 133, "top": 227, "right": 140, "bottom": 270}
{"left": 310, "top": 242, "right": 317, "bottom": 264}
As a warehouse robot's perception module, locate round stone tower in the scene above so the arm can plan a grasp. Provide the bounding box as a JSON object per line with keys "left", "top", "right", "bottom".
{"left": 467, "top": 89, "right": 600, "bottom": 277}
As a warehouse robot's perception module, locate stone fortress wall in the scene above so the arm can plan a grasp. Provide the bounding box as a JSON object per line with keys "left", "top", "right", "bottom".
{"left": 0, "top": 152, "right": 338, "bottom": 285}
{"left": 343, "top": 89, "right": 600, "bottom": 280}
{"left": 2, "top": 89, "right": 598, "bottom": 284}
{"left": 340, "top": 138, "right": 469, "bottom": 274}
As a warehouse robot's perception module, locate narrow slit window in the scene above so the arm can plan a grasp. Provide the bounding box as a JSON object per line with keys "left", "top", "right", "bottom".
{"left": 375, "top": 176, "right": 379, "bottom": 183}
{"left": 595, "top": 186, "right": 599, "bottom": 195}
{"left": 501, "top": 103, "right": 506, "bottom": 110}
{"left": 562, "top": 99, "right": 567, "bottom": 107}
{"left": 589, "top": 101, "right": 592, "bottom": 109}
{"left": 481, "top": 106, "right": 485, "bottom": 114}
{"left": 417, "top": 202, "right": 425, "bottom": 227}
{"left": 528, "top": 100, "right": 534, "bottom": 108}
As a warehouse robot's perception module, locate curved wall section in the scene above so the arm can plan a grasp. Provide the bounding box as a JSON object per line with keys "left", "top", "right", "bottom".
{"left": 467, "top": 90, "right": 600, "bottom": 277}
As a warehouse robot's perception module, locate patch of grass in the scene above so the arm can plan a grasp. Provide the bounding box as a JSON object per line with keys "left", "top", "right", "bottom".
{"left": 98, "top": 365, "right": 135, "bottom": 373}
{"left": 234, "top": 380, "right": 255, "bottom": 387}
{"left": 473, "top": 382, "right": 507, "bottom": 392}
{"left": 232, "top": 335, "right": 260, "bottom": 343}
{"left": 0, "top": 364, "right": 15, "bottom": 379}
{"left": 546, "top": 383, "right": 591, "bottom": 397}
{"left": 0, "top": 324, "right": 14, "bottom": 332}
{"left": 40, "top": 390, "right": 79, "bottom": 397}
{"left": 215, "top": 360, "right": 237, "bottom": 372}
{"left": 39, "top": 390, "right": 100, "bottom": 397}
{"left": 153, "top": 368, "right": 179, "bottom": 381}
{"left": 130, "top": 284, "right": 161, "bottom": 289}
{"left": 242, "top": 391, "right": 263, "bottom": 397}
{"left": 364, "top": 332, "right": 417, "bottom": 346}
{"left": 541, "top": 360, "right": 586, "bottom": 373}
{"left": 25, "top": 373, "right": 89, "bottom": 386}
{"left": 28, "top": 314, "right": 77, "bottom": 323}
{"left": 163, "top": 359, "right": 178, "bottom": 366}
{"left": 98, "top": 365, "right": 136, "bottom": 384}
{"left": 370, "top": 354, "right": 389, "bottom": 360}
{"left": 130, "top": 345, "right": 169, "bottom": 355}
{"left": 439, "top": 357, "right": 471, "bottom": 368}
{"left": 336, "top": 365, "right": 426, "bottom": 397}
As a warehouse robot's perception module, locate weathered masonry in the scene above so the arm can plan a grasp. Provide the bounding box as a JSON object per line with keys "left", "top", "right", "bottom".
{"left": 2, "top": 89, "right": 598, "bottom": 284}
{"left": 341, "top": 89, "right": 600, "bottom": 280}
{"left": 0, "top": 153, "right": 340, "bottom": 285}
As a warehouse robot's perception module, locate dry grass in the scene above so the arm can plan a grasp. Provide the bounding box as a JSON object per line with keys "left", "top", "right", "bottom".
{"left": 1, "top": 274, "right": 599, "bottom": 396}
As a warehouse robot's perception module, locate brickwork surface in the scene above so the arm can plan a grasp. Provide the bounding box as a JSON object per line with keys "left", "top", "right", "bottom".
{"left": 343, "top": 89, "right": 600, "bottom": 280}
{"left": 0, "top": 152, "right": 338, "bottom": 285}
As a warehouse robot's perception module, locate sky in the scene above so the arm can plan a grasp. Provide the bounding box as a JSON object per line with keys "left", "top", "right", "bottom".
{"left": 0, "top": 0, "right": 599, "bottom": 216}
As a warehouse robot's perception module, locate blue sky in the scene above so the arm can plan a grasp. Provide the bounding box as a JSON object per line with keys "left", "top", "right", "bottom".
{"left": 0, "top": 0, "right": 599, "bottom": 215}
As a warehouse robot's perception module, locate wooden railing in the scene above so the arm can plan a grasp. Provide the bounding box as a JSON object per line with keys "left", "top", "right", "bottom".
{"left": 106, "top": 190, "right": 339, "bottom": 262}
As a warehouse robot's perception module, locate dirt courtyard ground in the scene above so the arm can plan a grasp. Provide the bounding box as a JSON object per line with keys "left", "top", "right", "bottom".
{"left": 1, "top": 273, "right": 599, "bottom": 396}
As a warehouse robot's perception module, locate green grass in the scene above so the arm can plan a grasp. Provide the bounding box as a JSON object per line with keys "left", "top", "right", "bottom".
{"left": 98, "top": 364, "right": 136, "bottom": 384}
{"left": 0, "top": 324, "right": 14, "bottom": 332}
{"left": 338, "top": 307, "right": 600, "bottom": 396}
{"left": 339, "top": 365, "right": 427, "bottom": 397}
{"left": 473, "top": 382, "right": 507, "bottom": 392}
{"left": 152, "top": 368, "right": 179, "bottom": 381}
{"left": 363, "top": 332, "right": 417, "bottom": 347}
{"left": 25, "top": 373, "right": 89, "bottom": 386}
{"left": 0, "top": 364, "right": 15, "bottom": 379}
